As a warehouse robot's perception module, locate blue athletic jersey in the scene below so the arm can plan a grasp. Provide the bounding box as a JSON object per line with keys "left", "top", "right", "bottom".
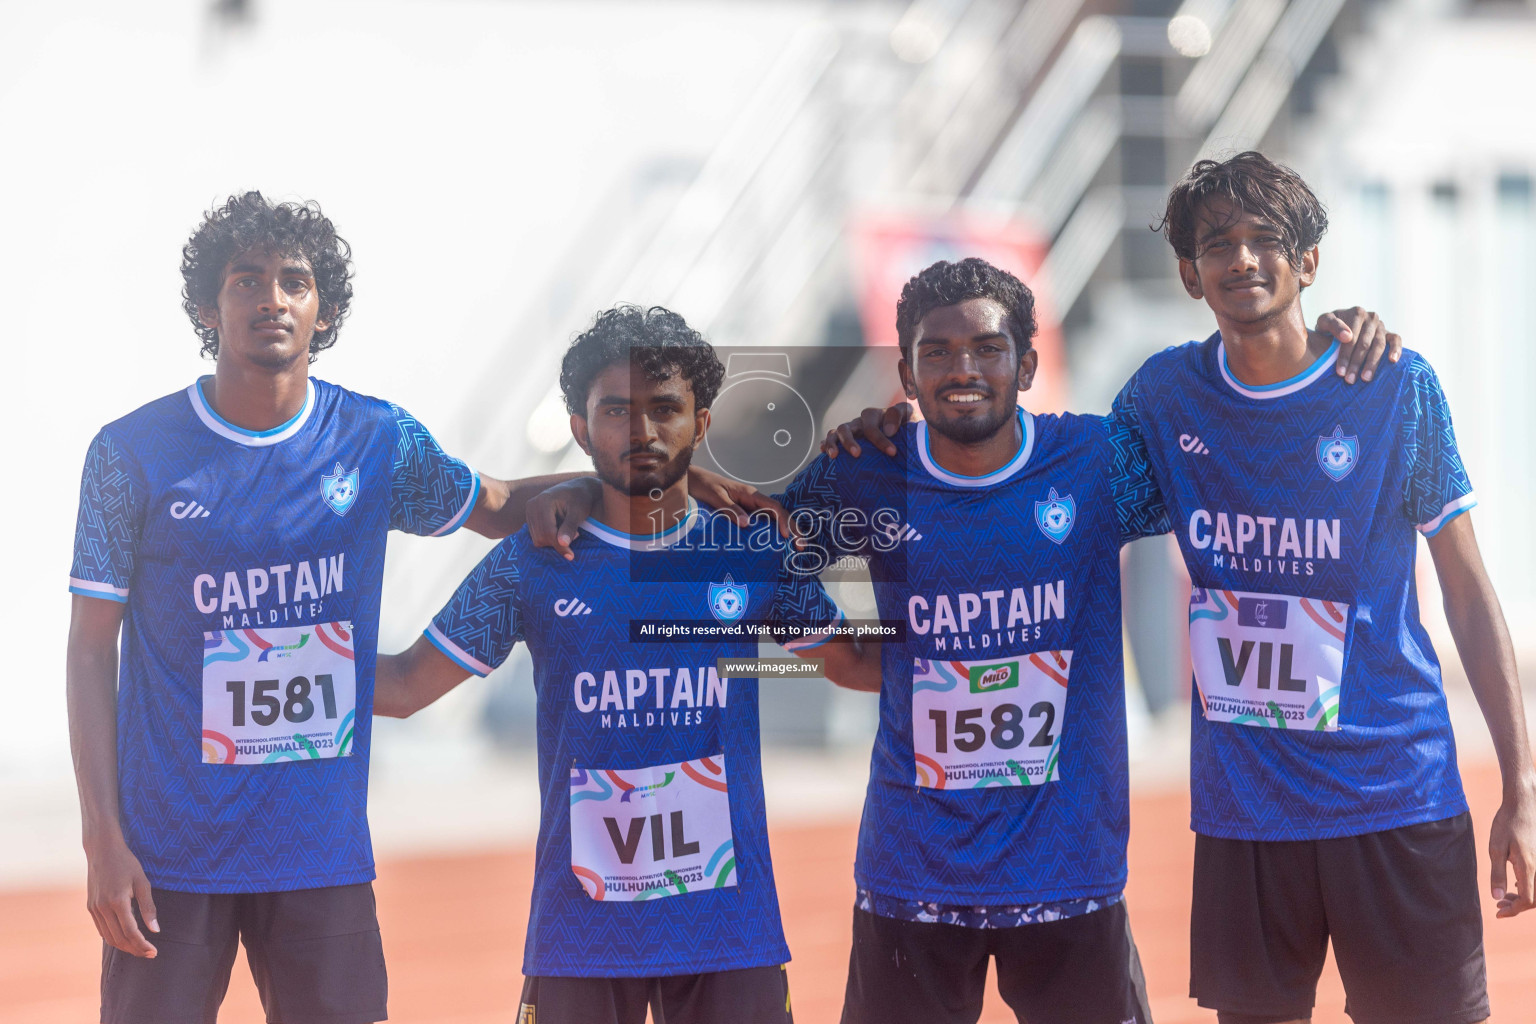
{"left": 70, "top": 377, "right": 478, "bottom": 892}
{"left": 1114, "top": 336, "right": 1474, "bottom": 840}
{"left": 425, "top": 506, "right": 839, "bottom": 978}
{"left": 780, "top": 408, "right": 1169, "bottom": 905}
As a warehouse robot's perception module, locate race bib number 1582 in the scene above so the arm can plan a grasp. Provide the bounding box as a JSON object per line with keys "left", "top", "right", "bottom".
{"left": 911, "top": 652, "right": 1072, "bottom": 790}
{"left": 201, "top": 622, "right": 357, "bottom": 764}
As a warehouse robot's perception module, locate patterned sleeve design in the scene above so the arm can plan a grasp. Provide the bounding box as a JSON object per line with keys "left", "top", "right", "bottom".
{"left": 1106, "top": 378, "right": 1171, "bottom": 544}
{"left": 389, "top": 406, "right": 480, "bottom": 537}
{"left": 70, "top": 431, "right": 144, "bottom": 602}
{"left": 1400, "top": 358, "right": 1475, "bottom": 537}
{"left": 426, "top": 540, "right": 525, "bottom": 676}
{"left": 769, "top": 563, "right": 844, "bottom": 653}
{"left": 779, "top": 453, "right": 873, "bottom": 561}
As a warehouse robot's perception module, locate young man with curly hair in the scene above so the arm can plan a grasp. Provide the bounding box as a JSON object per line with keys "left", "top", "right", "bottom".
{"left": 1110, "top": 151, "right": 1536, "bottom": 1024}
{"left": 64, "top": 195, "right": 773, "bottom": 1024}
{"left": 778, "top": 257, "right": 1171, "bottom": 1024}
{"left": 372, "top": 305, "right": 879, "bottom": 1024}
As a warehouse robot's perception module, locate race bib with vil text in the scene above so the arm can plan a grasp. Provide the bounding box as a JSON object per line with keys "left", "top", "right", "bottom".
{"left": 569, "top": 756, "right": 736, "bottom": 901}
{"left": 1189, "top": 589, "right": 1347, "bottom": 731}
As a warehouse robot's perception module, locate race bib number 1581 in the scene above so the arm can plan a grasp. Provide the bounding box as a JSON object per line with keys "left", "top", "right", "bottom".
{"left": 201, "top": 622, "right": 357, "bottom": 764}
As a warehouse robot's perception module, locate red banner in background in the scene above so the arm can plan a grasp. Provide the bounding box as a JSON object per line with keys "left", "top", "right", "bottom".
{"left": 850, "top": 209, "right": 1066, "bottom": 414}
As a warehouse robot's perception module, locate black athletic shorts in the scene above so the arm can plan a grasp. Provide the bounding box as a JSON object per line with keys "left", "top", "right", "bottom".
{"left": 1190, "top": 811, "right": 1488, "bottom": 1024}
{"left": 516, "top": 964, "right": 793, "bottom": 1024}
{"left": 840, "top": 899, "right": 1151, "bottom": 1024}
{"left": 100, "top": 882, "right": 387, "bottom": 1024}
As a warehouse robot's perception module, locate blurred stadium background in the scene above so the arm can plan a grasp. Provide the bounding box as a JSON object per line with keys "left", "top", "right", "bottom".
{"left": 5, "top": 0, "right": 1536, "bottom": 1020}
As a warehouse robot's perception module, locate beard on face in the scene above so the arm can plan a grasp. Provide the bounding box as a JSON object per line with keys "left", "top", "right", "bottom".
{"left": 919, "top": 390, "right": 1015, "bottom": 445}
{"left": 591, "top": 441, "right": 694, "bottom": 496}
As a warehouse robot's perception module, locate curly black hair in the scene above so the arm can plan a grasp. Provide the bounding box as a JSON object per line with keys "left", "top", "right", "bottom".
{"left": 180, "top": 191, "right": 355, "bottom": 361}
{"left": 1157, "top": 151, "right": 1328, "bottom": 269}
{"left": 559, "top": 305, "right": 725, "bottom": 416}
{"left": 895, "top": 258, "right": 1037, "bottom": 365}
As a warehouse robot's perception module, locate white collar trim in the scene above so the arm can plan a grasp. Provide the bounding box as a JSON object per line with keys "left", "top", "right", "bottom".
{"left": 188, "top": 377, "right": 315, "bottom": 446}
{"left": 579, "top": 499, "right": 701, "bottom": 551}
{"left": 916, "top": 407, "right": 1035, "bottom": 488}
{"left": 1217, "top": 338, "right": 1339, "bottom": 400}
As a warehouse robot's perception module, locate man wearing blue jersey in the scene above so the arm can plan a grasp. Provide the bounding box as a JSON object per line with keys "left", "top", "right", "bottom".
{"left": 785, "top": 259, "right": 1169, "bottom": 1024}
{"left": 1108, "top": 152, "right": 1536, "bottom": 1024}
{"left": 529, "top": 258, "right": 1395, "bottom": 1022}
{"left": 64, "top": 196, "right": 783, "bottom": 1024}
{"left": 373, "top": 305, "right": 878, "bottom": 1024}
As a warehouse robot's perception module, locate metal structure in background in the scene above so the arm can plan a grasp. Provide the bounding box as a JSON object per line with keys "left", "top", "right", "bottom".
{"left": 428, "top": 0, "right": 1469, "bottom": 743}
{"left": 447, "top": 0, "right": 1383, "bottom": 466}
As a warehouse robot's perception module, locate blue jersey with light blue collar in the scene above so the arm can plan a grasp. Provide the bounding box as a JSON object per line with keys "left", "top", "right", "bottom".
{"left": 780, "top": 408, "right": 1169, "bottom": 905}
{"left": 69, "top": 377, "right": 478, "bottom": 892}
{"left": 426, "top": 506, "right": 839, "bottom": 978}
{"left": 1114, "top": 336, "right": 1475, "bottom": 840}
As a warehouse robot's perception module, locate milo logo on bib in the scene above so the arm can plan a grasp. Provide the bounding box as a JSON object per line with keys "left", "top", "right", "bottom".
{"left": 1189, "top": 588, "right": 1347, "bottom": 731}
{"left": 970, "top": 663, "right": 1019, "bottom": 693}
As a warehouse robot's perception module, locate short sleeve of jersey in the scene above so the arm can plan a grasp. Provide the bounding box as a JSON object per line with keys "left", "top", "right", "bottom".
{"left": 426, "top": 540, "right": 525, "bottom": 676}
{"left": 1400, "top": 358, "right": 1476, "bottom": 536}
{"left": 778, "top": 453, "right": 865, "bottom": 559}
{"left": 389, "top": 407, "right": 480, "bottom": 537}
{"left": 1106, "top": 378, "right": 1172, "bottom": 544}
{"left": 69, "top": 431, "right": 144, "bottom": 603}
{"left": 769, "top": 561, "right": 843, "bottom": 652}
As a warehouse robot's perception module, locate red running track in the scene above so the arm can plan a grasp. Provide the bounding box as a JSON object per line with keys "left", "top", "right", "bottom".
{"left": 5, "top": 759, "right": 1535, "bottom": 1024}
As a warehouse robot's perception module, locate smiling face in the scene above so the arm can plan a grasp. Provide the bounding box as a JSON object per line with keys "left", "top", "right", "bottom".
{"left": 197, "top": 248, "right": 328, "bottom": 371}
{"left": 573, "top": 361, "right": 710, "bottom": 496}
{"left": 899, "top": 297, "right": 1037, "bottom": 444}
{"left": 1179, "top": 197, "right": 1317, "bottom": 326}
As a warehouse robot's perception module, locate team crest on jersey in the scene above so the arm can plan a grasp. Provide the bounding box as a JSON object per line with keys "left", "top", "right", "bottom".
{"left": 708, "top": 575, "right": 748, "bottom": 624}
{"left": 1034, "top": 487, "right": 1076, "bottom": 544}
{"left": 1316, "top": 426, "right": 1358, "bottom": 482}
{"left": 320, "top": 462, "right": 361, "bottom": 516}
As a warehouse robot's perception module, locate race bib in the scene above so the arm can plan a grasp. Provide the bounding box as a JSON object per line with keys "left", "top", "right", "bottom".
{"left": 1189, "top": 588, "right": 1347, "bottom": 731}
{"left": 201, "top": 622, "right": 358, "bottom": 764}
{"left": 569, "top": 756, "right": 736, "bottom": 901}
{"left": 911, "top": 652, "right": 1071, "bottom": 790}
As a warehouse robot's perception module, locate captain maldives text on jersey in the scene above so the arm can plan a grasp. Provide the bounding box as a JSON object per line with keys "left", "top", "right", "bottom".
{"left": 192, "top": 553, "right": 346, "bottom": 627}
{"left": 1187, "top": 509, "right": 1341, "bottom": 575}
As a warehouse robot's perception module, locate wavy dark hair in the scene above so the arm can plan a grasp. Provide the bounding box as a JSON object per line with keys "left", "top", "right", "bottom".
{"left": 560, "top": 305, "right": 725, "bottom": 416}
{"left": 895, "top": 258, "right": 1037, "bottom": 365}
{"left": 180, "top": 191, "right": 355, "bottom": 361}
{"left": 1157, "top": 151, "right": 1328, "bottom": 269}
